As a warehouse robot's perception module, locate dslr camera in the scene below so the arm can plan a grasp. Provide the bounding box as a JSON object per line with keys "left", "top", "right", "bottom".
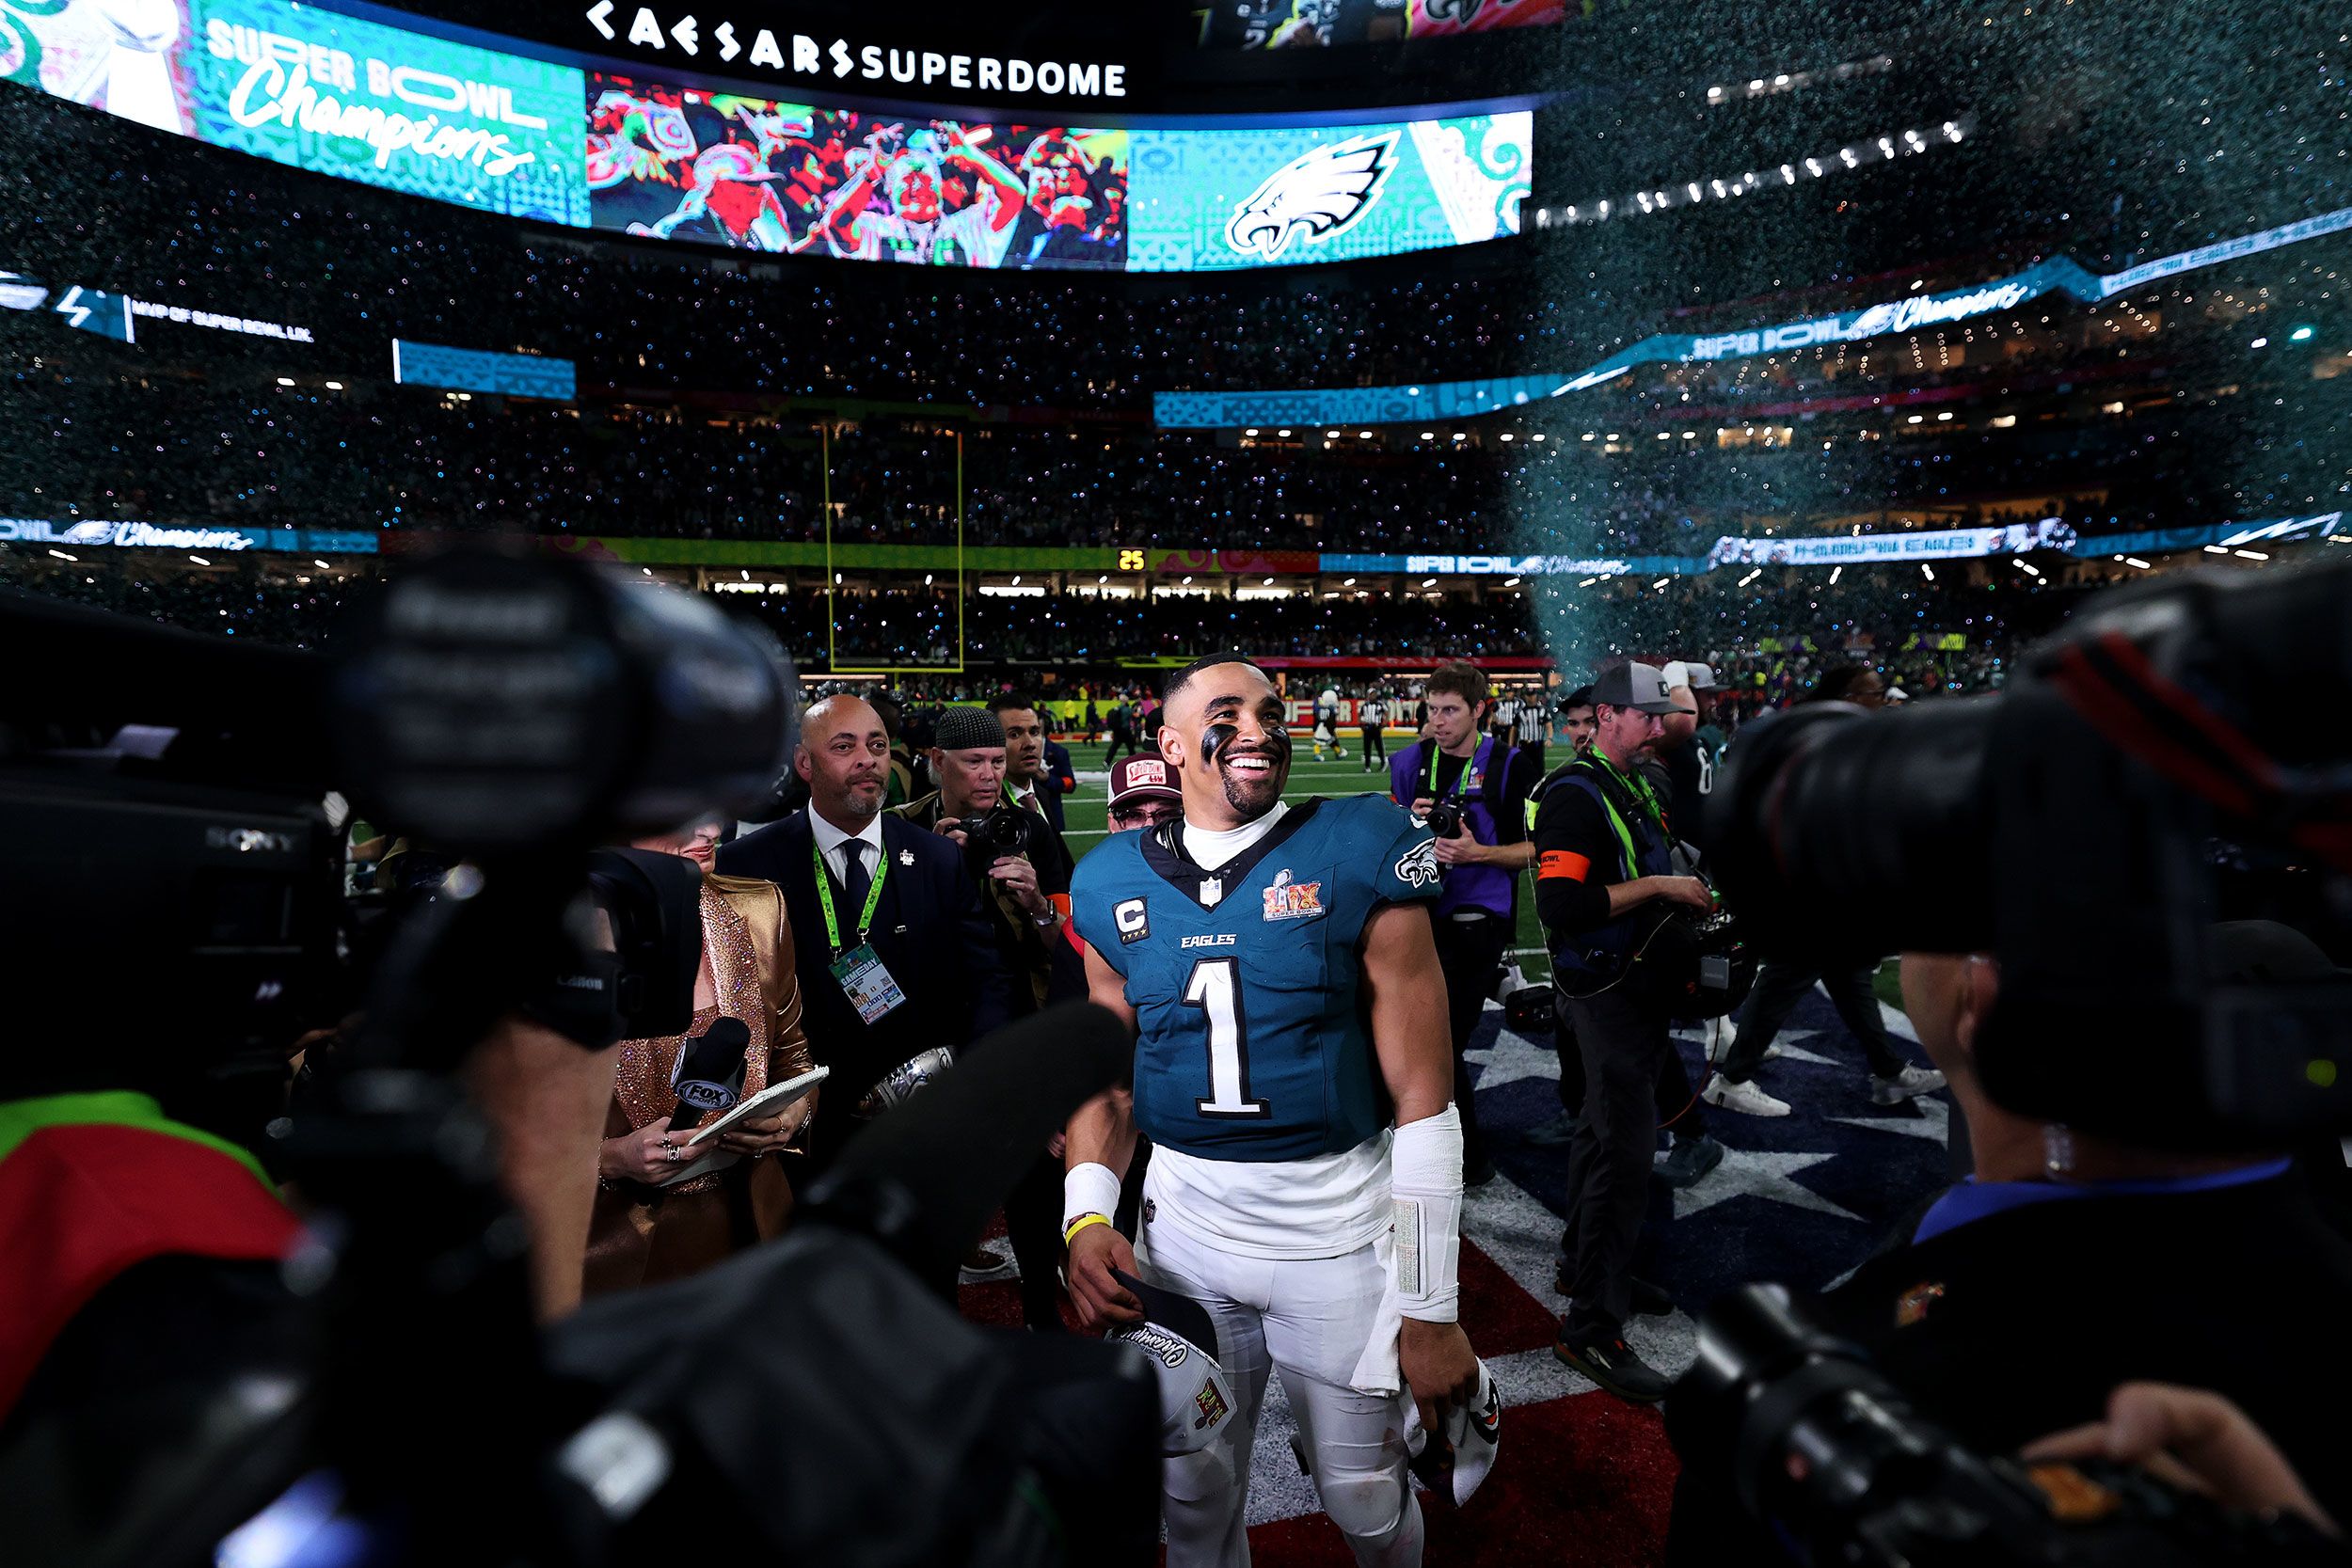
{"left": 1424, "top": 797, "right": 1466, "bottom": 842}
{"left": 960, "top": 798, "right": 1037, "bottom": 877}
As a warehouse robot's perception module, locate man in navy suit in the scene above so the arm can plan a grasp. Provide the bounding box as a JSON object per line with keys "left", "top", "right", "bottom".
{"left": 717, "top": 693, "right": 1016, "bottom": 1172}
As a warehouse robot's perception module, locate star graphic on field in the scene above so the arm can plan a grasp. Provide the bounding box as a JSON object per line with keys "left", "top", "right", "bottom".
{"left": 1673, "top": 1147, "right": 1863, "bottom": 1223}
{"left": 1672, "top": 1023, "right": 1843, "bottom": 1071}
{"left": 1832, "top": 1087, "right": 1951, "bottom": 1146}
{"left": 1465, "top": 1017, "right": 1561, "bottom": 1095}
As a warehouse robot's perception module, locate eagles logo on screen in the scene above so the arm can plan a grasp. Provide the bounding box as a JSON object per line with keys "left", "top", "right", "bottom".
{"left": 1224, "top": 132, "right": 1401, "bottom": 261}
{"left": 1395, "top": 837, "right": 1441, "bottom": 890}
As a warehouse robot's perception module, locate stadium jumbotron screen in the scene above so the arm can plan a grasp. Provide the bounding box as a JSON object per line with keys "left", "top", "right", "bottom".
{"left": 12, "top": 0, "right": 1530, "bottom": 271}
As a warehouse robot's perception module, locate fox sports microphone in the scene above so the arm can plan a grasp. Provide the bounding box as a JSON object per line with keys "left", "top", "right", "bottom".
{"left": 667, "top": 1016, "right": 752, "bottom": 1132}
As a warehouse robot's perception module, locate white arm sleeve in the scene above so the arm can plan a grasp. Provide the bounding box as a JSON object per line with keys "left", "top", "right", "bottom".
{"left": 1062, "top": 1161, "right": 1123, "bottom": 1234}
{"left": 1389, "top": 1104, "right": 1464, "bottom": 1323}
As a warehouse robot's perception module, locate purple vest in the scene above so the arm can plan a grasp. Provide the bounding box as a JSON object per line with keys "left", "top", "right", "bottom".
{"left": 1389, "top": 737, "right": 1517, "bottom": 918}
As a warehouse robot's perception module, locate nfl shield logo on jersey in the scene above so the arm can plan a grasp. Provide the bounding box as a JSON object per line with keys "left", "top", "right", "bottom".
{"left": 1262, "top": 868, "right": 1326, "bottom": 922}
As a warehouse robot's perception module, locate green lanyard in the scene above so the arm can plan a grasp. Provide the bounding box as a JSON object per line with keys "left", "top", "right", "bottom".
{"left": 1578, "top": 751, "right": 1662, "bottom": 879}
{"left": 1423, "top": 736, "right": 1487, "bottom": 802}
{"left": 812, "top": 836, "right": 889, "bottom": 955}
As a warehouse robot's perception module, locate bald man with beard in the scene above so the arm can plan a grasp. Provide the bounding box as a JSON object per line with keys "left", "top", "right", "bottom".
{"left": 719, "top": 694, "right": 1016, "bottom": 1175}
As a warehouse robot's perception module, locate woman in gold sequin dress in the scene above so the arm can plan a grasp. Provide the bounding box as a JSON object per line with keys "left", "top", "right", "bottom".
{"left": 584, "top": 820, "right": 818, "bottom": 1295}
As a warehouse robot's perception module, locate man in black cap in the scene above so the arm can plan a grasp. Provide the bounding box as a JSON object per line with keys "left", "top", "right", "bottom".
{"left": 896, "top": 704, "right": 1078, "bottom": 1327}
{"left": 898, "top": 705, "right": 1077, "bottom": 1017}
{"left": 1531, "top": 661, "right": 1717, "bottom": 1402}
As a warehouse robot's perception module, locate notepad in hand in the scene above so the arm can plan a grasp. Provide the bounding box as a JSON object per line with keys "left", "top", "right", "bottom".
{"left": 684, "top": 1065, "right": 830, "bottom": 1147}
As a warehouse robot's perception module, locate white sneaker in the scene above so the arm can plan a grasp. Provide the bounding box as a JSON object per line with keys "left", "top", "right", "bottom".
{"left": 1701, "top": 1076, "right": 1792, "bottom": 1117}
{"left": 1870, "top": 1066, "right": 1947, "bottom": 1105}
{"left": 1708, "top": 1031, "right": 1780, "bottom": 1066}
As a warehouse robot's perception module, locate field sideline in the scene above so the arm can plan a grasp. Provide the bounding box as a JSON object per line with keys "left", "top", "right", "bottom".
{"left": 1055, "top": 752, "right": 1556, "bottom": 982}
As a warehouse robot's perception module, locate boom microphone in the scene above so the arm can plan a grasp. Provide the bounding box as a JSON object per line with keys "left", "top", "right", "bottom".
{"left": 668, "top": 1016, "right": 752, "bottom": 1131}
{"left": 803, "top": 1001, "right": 1133, "bottom": 1280}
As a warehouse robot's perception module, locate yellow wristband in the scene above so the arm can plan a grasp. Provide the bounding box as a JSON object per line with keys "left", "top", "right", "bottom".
{"left": 1062, "top": 1212, "right": 1111, "bottom": 1247}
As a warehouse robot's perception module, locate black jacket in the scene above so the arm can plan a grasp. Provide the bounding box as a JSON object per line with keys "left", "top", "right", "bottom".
{"left": 1667, "top": 1164, "right": 2352, "bottom": 1560}
{"left": 894, "top": 791, "right": 1077, "bottom": 1015}
{"left": 716, "top": 810, "right": 1016, "bottom": 1164}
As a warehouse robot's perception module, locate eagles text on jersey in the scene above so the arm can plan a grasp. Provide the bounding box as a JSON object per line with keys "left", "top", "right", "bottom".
{"left": 1072, "top": 796, "right": 1440, "bottom": 1162}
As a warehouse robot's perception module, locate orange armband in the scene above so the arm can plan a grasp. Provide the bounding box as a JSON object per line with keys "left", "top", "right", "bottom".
{"left": 1538, "top": 850, "right": 1592, "bottom": 882}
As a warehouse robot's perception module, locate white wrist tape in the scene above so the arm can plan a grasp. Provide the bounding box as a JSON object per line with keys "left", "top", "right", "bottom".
{"left": 1062, "top": 1161, "right": 1123, "bottom": 1234}
{"left": 1390, "top": 1104, "right": 1464, "bottom": 1323}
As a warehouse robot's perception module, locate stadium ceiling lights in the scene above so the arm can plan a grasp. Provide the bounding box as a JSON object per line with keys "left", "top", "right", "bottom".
{"left": 1531, "top": 118, "right": 1967, "bottom": 230}
{"left": 1704, "top": 55, "right": 1894, "bottom": 103}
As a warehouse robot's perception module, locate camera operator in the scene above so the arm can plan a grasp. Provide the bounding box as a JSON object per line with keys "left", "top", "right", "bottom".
{"left": 1535, "top": 683, "right": 1725, "bottom": 1186}
{"left": 899, "top": 705, "right": 1077, "bottom": 1013}
{"left": 1669, "top": 926, "right": 2352, "bottom": 1560}
{"left": 897, "top": 704, "right": 1080, "bottom": 1329}
{"left": 717, "top": 695, "right": 1015, "bottom": 1183}
{"left": 1702, "top": 665, "right": 1947, "bottom": 1118}
{"left": 1390, "top": 660, "right": 1541, "bottom": 1187}
{"left": 1531, "top": 661, "right": 1716, "bottom": 1402}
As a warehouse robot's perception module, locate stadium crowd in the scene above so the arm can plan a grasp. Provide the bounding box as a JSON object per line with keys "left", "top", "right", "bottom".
{"left": 3, "top": 358, "right": 2329, "bottom": 558}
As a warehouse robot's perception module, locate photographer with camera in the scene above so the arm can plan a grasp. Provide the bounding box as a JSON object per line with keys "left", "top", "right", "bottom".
{"left": 1666, "top": 928, "right": 2352, "bottom": 1561}
{"left": 1531, "top": 661, "right": 1718, "bottom": 1402}
{"left": 1389, "top": 661, "right": 1540, "bottom": 1187}
{"left": 899, "top": 706, "right": 1078, "bottom": 1013}
{"left": 897, "top": 704, "right": 1079, "bottom": 1328}
{"left": 1821, "top": 932, "right": 2352, "bottom": 1515}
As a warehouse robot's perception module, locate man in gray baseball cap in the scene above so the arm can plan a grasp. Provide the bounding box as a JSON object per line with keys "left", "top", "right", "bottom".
{"left": 1588, "top": 661, "right": 1686, "bottom": 717}
{"left": 1528, "top": 659, "right": 1716, "bottom": 1402}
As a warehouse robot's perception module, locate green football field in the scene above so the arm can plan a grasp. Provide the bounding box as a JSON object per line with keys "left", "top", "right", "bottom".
{"left": 1055, "top": 750, "right": 1556, "bottom": 983}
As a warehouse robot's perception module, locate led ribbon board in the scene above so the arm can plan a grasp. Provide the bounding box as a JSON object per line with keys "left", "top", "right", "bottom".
{"left": 4, "top": 0, "right": 1531, "bottom": 273}
{"left": 392, "top": 339, "right": 578, "bottom": 398}
{"left": 0, "top": 520, "right": 379, "bottom": 553}
{"left": 1155, "top": 205, "right": 2352, "bottom": 427}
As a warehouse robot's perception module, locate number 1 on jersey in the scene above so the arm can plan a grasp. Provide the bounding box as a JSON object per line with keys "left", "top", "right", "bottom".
{"left": 1183, "top": 957, "right": 1270, "bottom": 1118}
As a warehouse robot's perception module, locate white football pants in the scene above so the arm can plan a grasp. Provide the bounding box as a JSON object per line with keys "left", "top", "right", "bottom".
{"left": 1137, "top": 1214, "right": 1422, "bottom": 1568}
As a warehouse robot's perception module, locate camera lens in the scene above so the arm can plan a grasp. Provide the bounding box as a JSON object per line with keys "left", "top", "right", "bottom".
{"left": 1704, "top": 699, "right": 2000, "bottom": 960}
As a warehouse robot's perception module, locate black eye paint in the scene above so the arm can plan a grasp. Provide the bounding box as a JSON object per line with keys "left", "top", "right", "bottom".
{"left": 1201, "top": 722, "right": 1238, "bottom": 762}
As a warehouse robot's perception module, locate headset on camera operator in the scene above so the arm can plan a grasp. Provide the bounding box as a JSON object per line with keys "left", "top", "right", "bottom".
{"left": 1530, "top": 660, "right": 1719, "bottom": 1403}
{"left": 1389, "top": 661, "right": 1541, "bottom": 1187}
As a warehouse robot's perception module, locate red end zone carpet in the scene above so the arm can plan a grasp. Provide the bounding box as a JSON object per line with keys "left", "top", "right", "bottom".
{"left": 959, "top": 989, "right": 1952, "bottom": 1567}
